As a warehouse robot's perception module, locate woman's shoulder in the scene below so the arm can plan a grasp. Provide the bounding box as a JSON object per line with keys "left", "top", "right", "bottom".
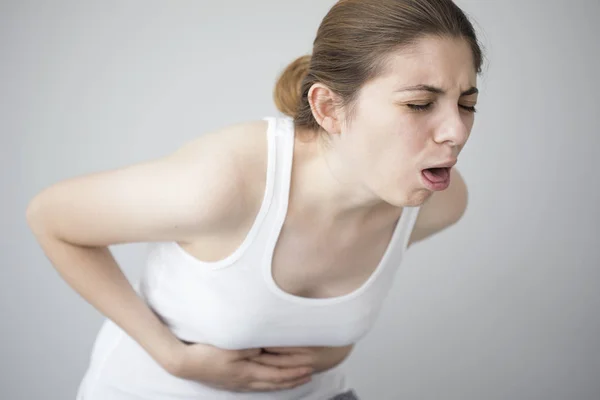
{"left": 175, "top": 119, "right": 269, "bottom": 164}
{"left": 25, "top": 119, "right": 273, "bottom": 247}
{"left": 172, "top": 118, "right": 272, "bottom": 230}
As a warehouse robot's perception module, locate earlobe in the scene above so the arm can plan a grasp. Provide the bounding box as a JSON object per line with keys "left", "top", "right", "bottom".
{"left": 322, "top": 116, "right": 339, "bottom": 135}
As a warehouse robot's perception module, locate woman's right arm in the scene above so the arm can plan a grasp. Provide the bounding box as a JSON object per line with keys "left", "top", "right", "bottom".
{"left": 25, "top": 126, "right": 250, "bottom": 374}
{"left": 26, "top": 123, "right": 314, "bottom": 392}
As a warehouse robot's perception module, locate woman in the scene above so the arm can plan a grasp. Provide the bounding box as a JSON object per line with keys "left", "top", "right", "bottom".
{"left": 26, "top": 0, "right": 483, "bottom": 398}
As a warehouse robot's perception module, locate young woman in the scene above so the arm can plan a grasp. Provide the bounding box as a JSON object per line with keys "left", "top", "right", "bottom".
{"left": 27, "top": 0, "right": 483, "bottom": 398}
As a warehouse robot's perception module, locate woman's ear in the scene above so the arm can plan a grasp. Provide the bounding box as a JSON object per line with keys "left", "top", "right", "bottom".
{"left": 307, "top": 83, "right": 342, "bottom": 134}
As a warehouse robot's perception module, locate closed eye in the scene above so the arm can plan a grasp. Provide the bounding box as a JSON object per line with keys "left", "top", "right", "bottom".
{"left": 406, "top": 103, "right": 433, "bottom": 112}
{"left": 407, "top": 103, "right": 477, "bottom": 113}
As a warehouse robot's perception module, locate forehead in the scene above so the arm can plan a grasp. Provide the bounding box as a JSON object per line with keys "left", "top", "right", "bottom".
{"left": 373, "top": 36, "right": 477, "bottom": 92}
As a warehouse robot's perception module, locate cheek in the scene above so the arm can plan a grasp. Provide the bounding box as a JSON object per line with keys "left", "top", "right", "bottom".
{"left": 390, "top": 128, "right": 424, "bottom": 159}
{"left": 372, "top": 143, "right": 414, "bottom": 180}
{"left": 346, "top": 116, "right": 422, "bottom": 173}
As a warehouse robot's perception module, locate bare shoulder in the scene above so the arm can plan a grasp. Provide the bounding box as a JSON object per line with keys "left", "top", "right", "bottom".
{"left": 172, "top": 119, "right": 268, "bottom": 169}
{"left": 210, "top": 118, "right": 271, "bottom": 210}
{"left": 26, "top": 119, "right": 270, "bottom": 246}
{"left": 168, "top": 118, "right": 270, "bottom": 231}
{"left": 408, "top": 168, "right": 468, "bottom": 246}
{"left": 170, "top": 117, "right": 270, "bottom": 201}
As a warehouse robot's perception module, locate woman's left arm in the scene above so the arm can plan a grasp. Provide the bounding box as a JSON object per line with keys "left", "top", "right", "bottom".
{"left": 408, "top": 168, "right": 469, "bottom": 246}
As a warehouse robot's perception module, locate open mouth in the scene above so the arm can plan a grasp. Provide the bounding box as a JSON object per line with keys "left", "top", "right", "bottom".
{"left": 422, "top": 167, "right": 450, "bottom": 183}
{"left": 421, "top": 167, "right": 451, "bottom": 191}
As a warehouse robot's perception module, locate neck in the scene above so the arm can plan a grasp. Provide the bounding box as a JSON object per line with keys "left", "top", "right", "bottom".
{"left": 289, "top": 128, "right": 400, "bottom": 225}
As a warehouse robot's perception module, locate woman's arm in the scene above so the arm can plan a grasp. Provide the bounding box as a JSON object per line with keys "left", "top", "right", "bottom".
{"left": 26, "top": 125, "right": 250, "bottom": 373}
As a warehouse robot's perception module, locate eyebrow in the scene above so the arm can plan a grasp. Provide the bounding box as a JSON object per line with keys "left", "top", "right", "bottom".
{"left": 395, "top": 84, "right": 479, "bottom": 96}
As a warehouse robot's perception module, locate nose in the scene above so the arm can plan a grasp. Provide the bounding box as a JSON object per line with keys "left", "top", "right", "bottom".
{"left": 434, "top": 108, "right": 470, "bottom": 149}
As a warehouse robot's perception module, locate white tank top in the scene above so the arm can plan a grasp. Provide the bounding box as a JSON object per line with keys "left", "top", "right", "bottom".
{"left": 139, "top": 116, "right": 421, "bottom": 350}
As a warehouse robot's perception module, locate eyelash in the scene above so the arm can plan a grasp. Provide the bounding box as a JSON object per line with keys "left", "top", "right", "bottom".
{"left": 407, "top": 103, "right": 477, "bottom": 113}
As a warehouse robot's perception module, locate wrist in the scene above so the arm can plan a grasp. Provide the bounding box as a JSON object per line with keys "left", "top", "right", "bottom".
{"left": 158, "top": 339, "right": 188, "bottom": 375}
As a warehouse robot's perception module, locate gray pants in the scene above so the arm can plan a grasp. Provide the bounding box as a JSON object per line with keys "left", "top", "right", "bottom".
{"left": 329, "top": 390, "right": 359, "bottom": 400}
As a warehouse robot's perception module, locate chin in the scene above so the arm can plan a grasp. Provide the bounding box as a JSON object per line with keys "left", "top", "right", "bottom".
{"left": 401, "top": 189, "right": 433, "bottom": 207}
{"left": 382, "top": 188, "right": 430, "bottom": 208}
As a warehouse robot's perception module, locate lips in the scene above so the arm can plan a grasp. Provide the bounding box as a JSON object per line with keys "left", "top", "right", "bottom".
{"left": 420, "top": 159, "right": 456, "bottom": 191}
{"left": 425, "top": 159, "right": 457, "bottom": 169}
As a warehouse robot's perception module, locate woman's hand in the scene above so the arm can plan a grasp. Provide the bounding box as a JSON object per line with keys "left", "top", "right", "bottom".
{"left": 168, "top": 342, "right": 314, "bottom": 392}
{"left": 250, "top": 345, "right": 354, "bottom": 374}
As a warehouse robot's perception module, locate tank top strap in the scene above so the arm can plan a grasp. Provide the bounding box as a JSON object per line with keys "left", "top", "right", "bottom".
{"left": 235, "top": 116, "right": 294, "bottom": 261}
{"left": 399, "top": 206, "right": 421, "bottom": 250}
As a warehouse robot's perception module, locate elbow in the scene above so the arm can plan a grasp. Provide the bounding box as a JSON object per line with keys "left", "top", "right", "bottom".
{"left": 26, "top": 194, "right": 50, "bottom": 234}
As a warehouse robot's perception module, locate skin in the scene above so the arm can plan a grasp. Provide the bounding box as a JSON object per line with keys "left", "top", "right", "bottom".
{"left": 250, "top": 34, "right": 478, "bottom": 375}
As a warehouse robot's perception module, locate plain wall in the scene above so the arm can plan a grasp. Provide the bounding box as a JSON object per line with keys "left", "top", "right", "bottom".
{"left": 2, "top": 0, "right": 599, "bottom": 399}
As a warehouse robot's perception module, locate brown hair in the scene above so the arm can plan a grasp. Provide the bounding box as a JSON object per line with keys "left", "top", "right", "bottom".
{"left": 273, "top": 0, "right": 485, "bottom": 140}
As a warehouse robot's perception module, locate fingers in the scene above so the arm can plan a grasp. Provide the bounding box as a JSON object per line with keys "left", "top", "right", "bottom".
{"left": 236, "top": 348, "right": 263, "bottom": 358}
{"left": 263, "top": 346, "right": 313, "bottom": 354}
{"left": 250, "top": 353, "right": 313, "bottom": 368}
{"left": 247, "top": 374, "right": 312, "bottom": 391}
{"left": 233, "top": 348, "right": 316, "bottom": 393}
{"left": 246, "top": 362, "right": 313, "bottom": 384}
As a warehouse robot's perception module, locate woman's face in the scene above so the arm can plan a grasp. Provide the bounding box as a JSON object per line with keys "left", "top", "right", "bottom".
{"left": 337, "top": 35, "right": 479, "bottom": 207}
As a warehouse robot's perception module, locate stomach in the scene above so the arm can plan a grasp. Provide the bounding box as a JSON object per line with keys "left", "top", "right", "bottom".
{"left": 77, "top": 318, "right": 349, "bottom": 400}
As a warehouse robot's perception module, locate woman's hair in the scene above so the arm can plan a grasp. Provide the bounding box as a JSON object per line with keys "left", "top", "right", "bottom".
{"left": 273, "top": 0, "right": 485, "bottom": 140}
